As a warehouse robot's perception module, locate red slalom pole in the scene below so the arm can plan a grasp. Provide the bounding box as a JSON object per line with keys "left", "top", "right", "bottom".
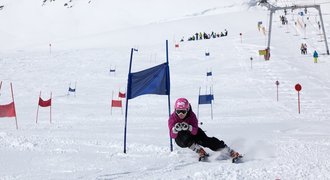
{"left": 50, "top": 92, "right": 52, "bottom": 124}
{"left": 295, "top": 84, "right": 302, "bottom": 114}
{"left": 298, "top": 91, "right": 301, "bottom": 114}
{"left": 10, "top": 83, "right": 18, "bottom": 129}
{"left": 36, "top": 91, "right": 41, "bottom": 124}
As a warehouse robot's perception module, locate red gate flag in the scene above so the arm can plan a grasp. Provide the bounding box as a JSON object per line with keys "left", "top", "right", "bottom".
{"left": 111, "top": 100, "right": 122, "bottom": 107}
{"left": 39, "top": 97, "right": 52, "bottom": 107}
{"left": 0, "top": 102, "right": 16, "bottom": 117}
{"left": 36, "top": 91, "right": 52, "bottom": 124}
{"left": 119, "top": 92, "right": 126, "bottom": 98}
{"left": 0, "top": 82, "right": 19, "bottom": 129}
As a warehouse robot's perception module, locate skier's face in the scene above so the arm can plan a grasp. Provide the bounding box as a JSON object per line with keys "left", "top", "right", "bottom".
{"left": 176, "top": 109, "right": 187, "bottom": 119}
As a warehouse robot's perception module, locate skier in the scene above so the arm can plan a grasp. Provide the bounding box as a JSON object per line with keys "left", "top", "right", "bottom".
{"left": 304, "top": 43, "right": 308, "bottom": 54}
{"left": 168, "top": 98, "right": 241, "bottom": 162}
{"left": 300, "top": 43, "right": 307, "bottom": 54}
{"left": 300, "top": 43, "right": 305, "bottom": 54}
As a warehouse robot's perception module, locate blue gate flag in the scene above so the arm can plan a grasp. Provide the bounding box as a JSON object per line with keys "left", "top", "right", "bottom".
{"left": 124, "top": 42, "right": 172, "bottom": 154}
{"left": 206, "top": 72, "right": 212, "bottom": 76}
{"left": 127, "top": 62, "right": 170, "bottom": 100}
{"left": 198, "top": 94, "right": 213, "bottom": 104}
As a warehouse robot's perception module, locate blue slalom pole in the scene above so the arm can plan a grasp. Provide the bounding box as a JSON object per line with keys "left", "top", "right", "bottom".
{"left": 165, "top": 40, "right": 173, "bottom": 152}
{"left": 124, "top": 48, "right": 136, "bottom": 153}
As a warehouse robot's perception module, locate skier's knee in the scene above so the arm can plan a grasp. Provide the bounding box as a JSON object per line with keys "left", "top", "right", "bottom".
{"left": 175, "top": 131, "right": 194, "bottom": 148}
{"left": 175, "top": 140, "right": 193, "bottom": 148}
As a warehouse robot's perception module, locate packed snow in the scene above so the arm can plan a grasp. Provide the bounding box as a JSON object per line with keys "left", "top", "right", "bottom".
{"left": 1, "top": 0, "right": 330, "bottom": 179}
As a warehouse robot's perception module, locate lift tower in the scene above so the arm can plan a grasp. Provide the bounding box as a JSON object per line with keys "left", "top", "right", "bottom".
{"left": 259, "top": 1, "right": 330, "bottom": 58}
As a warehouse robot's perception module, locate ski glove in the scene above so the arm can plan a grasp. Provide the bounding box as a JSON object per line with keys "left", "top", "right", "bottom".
{"left": 172, "top": 123, "right": 183, "bottom": 134}
{"left": 172, "top": 122, "right": 193, "bottom": 134}
{"left": 181, "top": 122, "right": 193, "bottom": 132}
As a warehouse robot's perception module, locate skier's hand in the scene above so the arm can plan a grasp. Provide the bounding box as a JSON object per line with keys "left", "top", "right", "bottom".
{"left": 181, "top": 122, "right": 192, "bottom": 131}
{"left": 172, "top": 123, "right": 182, "bottom": 134}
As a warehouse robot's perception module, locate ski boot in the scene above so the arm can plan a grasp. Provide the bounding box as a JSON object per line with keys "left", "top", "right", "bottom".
{"left": 197, "top": 147, "right": 209, "bottom": 161}
{"left": 230, "top": 150, "right": 243, "bottom": 163}
{"left": 189, "top": 143, "right": 209, "bottom": 161}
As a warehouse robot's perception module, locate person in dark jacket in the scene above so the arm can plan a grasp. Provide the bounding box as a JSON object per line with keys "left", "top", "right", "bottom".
{"left": 313, "top": 50, "right": 318, "bottom": 63}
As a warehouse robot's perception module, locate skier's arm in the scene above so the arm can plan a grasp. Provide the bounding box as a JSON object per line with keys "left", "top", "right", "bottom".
{"left": 189, "top": 113, "right": 199, "bottom": 135}
{"left": 168, "top": 116, "right": 178, "bottom": 139}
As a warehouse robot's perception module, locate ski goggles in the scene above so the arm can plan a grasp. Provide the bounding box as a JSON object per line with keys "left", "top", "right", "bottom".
{"left": 176, "top": 109, "right": 187, "bottom": 115}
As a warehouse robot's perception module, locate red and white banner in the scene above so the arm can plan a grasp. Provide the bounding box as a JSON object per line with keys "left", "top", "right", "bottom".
{"left": 0, "top": 102, "right": 16, "bottom": 117}
{"left": 36, "top": 91, "right": 52, "bottom": 123}
{"left": 38, "top": 98, "right": 52, "bottom": 107}
{"left": 111, "top": 100, "right": 122, "bottom": 107}
{"left": 119, "top": 92, "right": 126, "bottom": 98}
{"left": 0, "top": 82, "right": 19, "bottom": 129}
{"left": 111, "top": 91, "right": 123, "bottom": 115}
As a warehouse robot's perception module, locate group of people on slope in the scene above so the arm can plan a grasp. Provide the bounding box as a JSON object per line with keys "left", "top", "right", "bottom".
{"left": 300, "top": 43, "right": 308, "bottom": 55}
{"left": 280, "top": 15, "right": 288, "bottom": 25}
{"left": 183, "top": 29, "right": 228, "bottom": 42}
{"left": 300, "top": 43, "right": 319, "bottom": 63}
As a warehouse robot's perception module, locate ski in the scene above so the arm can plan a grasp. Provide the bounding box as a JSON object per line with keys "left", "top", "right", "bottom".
{"left": 232, "top": 155, "right": 243, "bottom": 163}
{"left": 198, "top": 153, "right": 209, "bottom": 162}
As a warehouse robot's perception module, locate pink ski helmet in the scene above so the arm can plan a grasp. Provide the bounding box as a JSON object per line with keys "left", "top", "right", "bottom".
{"left": 174, "top": 98, "right": 189, "bottom": 110}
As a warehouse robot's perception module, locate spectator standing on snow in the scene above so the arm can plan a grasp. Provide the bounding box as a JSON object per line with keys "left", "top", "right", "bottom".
{"left": 300, "top": 43, "right": 305, "bottom": 54}
{"left": 313, "top": 50, "right": 318, "bottom": 63}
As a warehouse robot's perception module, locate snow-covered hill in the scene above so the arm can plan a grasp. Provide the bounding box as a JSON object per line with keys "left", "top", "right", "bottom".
{"left": 0, "top": 0, "right": 253, "bottom": 51}
{"left": 1, "top": 0, "right": 330, "bottom": 179}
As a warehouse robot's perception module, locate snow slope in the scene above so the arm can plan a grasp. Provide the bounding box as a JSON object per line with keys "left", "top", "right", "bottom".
{"left": 1, "top": 0, "right": 330, "bottom": 179}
